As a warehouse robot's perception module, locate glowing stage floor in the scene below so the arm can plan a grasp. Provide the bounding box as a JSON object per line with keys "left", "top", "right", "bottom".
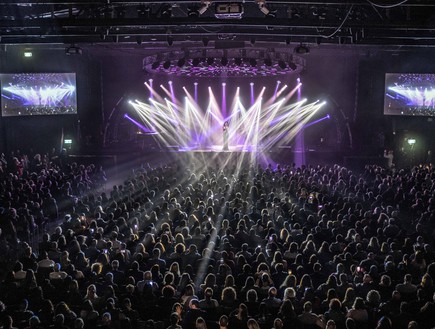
{"left": 177, "top": 144, "right": 263, "bottom": 153}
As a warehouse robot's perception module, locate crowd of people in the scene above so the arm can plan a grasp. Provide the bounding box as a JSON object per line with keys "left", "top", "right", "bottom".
{"left": 3, "top": 106, "right": 77, "bottom": 117}
{"left": 1, "top": 150, "right": 435, "bottom": 329}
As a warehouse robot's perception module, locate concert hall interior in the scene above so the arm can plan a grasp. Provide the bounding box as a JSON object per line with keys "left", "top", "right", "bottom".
{"left": 1, "top": 1, "right": 435, "bottom": 329}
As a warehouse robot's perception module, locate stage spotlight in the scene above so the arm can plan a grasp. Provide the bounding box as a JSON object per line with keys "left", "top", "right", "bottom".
{"left": 194, "top": 82, "right": 198, "bottom": 85}
{"left": 149, "top": 79, "right": 153, "bottom": 82}
{"left": 163, "top": 60, "right": 171, "bottom": 69}
{"left": 295, "top": 44, "right": 310, "bottom": 54}
{"left": 250, "top": 82, "right": 254, "bottom": 86}
{"left": 296, "top": 77, "right": 301, "bottom": 83}
{"left": 192, "top": 58, "right": 201, "bottom": 67}
{"left": 249, "top": 58, "right": 257, "bottom": 67}
{"left": 278, "top": 60, "right": 287, "bottom": 69}
{"left": 222, "top": 82, "right": 226, "bottom": 86}
{"left": 264, "top": 58, "right": 272, "bottom": 66}
{"left": 326, "top": 114, "right": 331, "bottom": 119}
{"left": 151, "top": 61, "right": 160, "bottom": 69}
{"left": 407, "top": 138, "right": 416, "bottom": 146}
{"left": 207, "top": 57, "right": 214, "bottom": 65}
{"left": 168, "top": 81, "right": 172, "bottom": 84}
{"left": 161, "top": 5, "right": 172, "bottom": 18}
{"left": 177, "top": 58, "right": 186, "bottom": 67}
{"left": 189, "top": 1, "right": 211, "bottom": 16}
{"left": 221, "top": 57, "right": 228, "bottom": 66}
{"left": 234, "top": 57, "right": 242, "bottom": 66}
{"left": 288, "top": 61, "right": 297, "bottom": 70}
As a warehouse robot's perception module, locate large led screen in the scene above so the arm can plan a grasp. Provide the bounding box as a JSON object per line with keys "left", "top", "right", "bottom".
{"left": 384, "top": 73, "right": 435, "bottom": 116}
{"left": 1, "top": 73, "right": 77, "bottom": 116}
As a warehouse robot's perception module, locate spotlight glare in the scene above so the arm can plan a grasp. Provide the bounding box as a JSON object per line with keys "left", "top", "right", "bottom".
{"left": 194, "top": 82, "right": 198, "bottom": 86}
{"left": 222, "top": 82, "right": 226, "bottom": 86}
{"left": 169, "top": 81, "right": 172, "bottom": 84}
{"left": 407, "top": 138, "right": 416, "bottom": 145}
{"left": 327, "top": 114, "right": 331, "bottom": 119}
{"left": 149, "top": 79, "right": 153, "bottom": 82}
{"left": 250, "top": 82, "right": 254, "bottom": 86}
{"left": 277, "top": 80, "right": 281, "bottom": 84}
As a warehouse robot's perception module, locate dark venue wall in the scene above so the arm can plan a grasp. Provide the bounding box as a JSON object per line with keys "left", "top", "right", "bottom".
{"left": 356, "top": 50, "right": 435, "bottom": 166}
{"left": 0, "top": 48, "right": 103, "bottom": 155}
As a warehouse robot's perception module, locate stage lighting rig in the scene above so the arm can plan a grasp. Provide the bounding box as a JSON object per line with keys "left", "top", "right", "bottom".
{"left": 294, "top": 44, "right": 310, "bottom": 54}
{"left": 189, "top": 1, "right": 212, "bottom": 17}
{"left": 215, "top": 3, "right": 244, "bottom": 19}
{"left": 255, "top": 0, "right": 275, "bottom": 17}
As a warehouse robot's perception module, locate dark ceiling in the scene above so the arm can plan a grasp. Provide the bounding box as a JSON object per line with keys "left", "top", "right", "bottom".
{"left": 1, "top": 0, "right": 435, "bottom": 48}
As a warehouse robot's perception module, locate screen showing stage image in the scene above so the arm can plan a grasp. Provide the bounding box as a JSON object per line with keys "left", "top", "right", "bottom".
{"left": 0, "top": 73, "right": 77, "bottom": 116}
{"left": 384, "top": 73, "right": 435, "bottom": 116}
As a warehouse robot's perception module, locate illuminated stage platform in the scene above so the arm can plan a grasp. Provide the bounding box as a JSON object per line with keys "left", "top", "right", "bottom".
{"left": 147, "top": 145, "right": 344, "bottom": 169}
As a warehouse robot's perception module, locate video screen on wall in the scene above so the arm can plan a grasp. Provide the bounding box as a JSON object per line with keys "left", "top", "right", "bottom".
{"left": 0, "top": 73, "right": 77, "bottom": 117}
{"left": 384, "top": 73, "right": 435, "bottom": 117}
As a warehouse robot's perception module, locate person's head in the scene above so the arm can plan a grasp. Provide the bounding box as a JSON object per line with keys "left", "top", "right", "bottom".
{"left": 219, "top": 315, "right": 229, "bottom": 328}
{"left": 326, "top": 320, "right": 337, "bottom": 329}
{"left": 407, "top": 321, "right": 418, "bottom": 329}
{"left": 329, "top": 298, "right": 341, "bottom": 311}
{"left": 346, "top": 318, "right": 356, "bottom": 329}
{"left": 196, "top": 317, "right": 207, "bottom": 329}
{"left": 376, "top": 316, "right": 392, "bottom": 329}
{"left": 170, "top": 312, "right": 180, "bottom": 326}
{"left": 303, "top": 301, "right": 312, "bottom": 313}
{"left": 353, "top": 297, "right": 365, "bottom": 310}
{"left": 247, "top": 318, "right": 260, "bottom": 329}
{"left": 172, "top": 302, "right": 182, "bottom": 315}
{"left": 101, "top": 312, "right": 111, "bottom": 324}
{"left": 273, "top": 318, "right": 283, "bottom": 329}
{"left": 204, "top": 287, "right": 214, "bottom": 299}
{"left": 246, "top": 289, "right": 258, "bottom": 302}
{"left": 74, "top": 318, "right": 85, "bottom": 329}
{"left": 29, "top": 316, "right": 41, "bottom": 328}
{"left": 189, "top": 299, "right": 200, "bottom": 309}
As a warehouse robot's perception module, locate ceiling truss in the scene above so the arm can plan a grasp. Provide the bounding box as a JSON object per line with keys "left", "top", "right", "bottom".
{"left": 1, "top": 1, "right": 434, "bottom": 47}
